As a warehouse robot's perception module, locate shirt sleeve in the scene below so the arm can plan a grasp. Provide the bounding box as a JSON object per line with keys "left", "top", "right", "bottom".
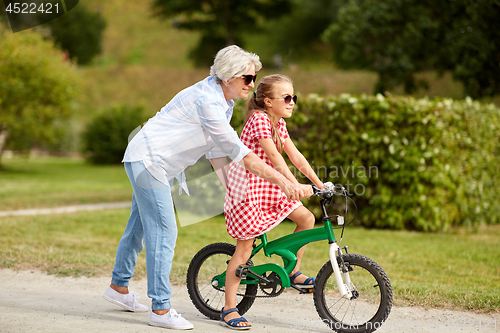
{"left": 249, "top": 112, "right": 273, "bottom": 140}
{"left": 279, "top": 118, "right": 290, "bottom": 141}
{"left": 199, "top": 101, "right": 251, "bottom": 163}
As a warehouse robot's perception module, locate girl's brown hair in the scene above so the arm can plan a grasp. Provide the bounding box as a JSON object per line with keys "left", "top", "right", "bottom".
{"left": 245, "top": 74, "right": 293, "bottom": 153}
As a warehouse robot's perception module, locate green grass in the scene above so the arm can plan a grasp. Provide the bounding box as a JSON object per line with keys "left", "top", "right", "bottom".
{"left": 1, "top": 157, "right": 498, "bottom": 313}
{"left": 0, "top": 156, "right": 132, "bottom": 210}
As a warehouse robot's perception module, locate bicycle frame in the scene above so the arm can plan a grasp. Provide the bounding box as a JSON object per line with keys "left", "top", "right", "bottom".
{"left": 212, "top": 187, "right": 353, "bottom": 297}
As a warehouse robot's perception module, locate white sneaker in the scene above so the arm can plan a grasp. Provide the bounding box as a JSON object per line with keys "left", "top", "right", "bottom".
{"left": 102, "top": 286, "right": 149, "bottom": 312}
{"left": 149, "top": 309, "right": 194, "bottom": 330}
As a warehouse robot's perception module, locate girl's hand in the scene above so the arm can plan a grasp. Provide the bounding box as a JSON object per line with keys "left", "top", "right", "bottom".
{"left": 298, "top": 184, "right": 314, "bottom": 199}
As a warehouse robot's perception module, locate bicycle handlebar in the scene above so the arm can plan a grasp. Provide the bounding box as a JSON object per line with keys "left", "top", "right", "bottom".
{"left": 312, "top": 182, "right": 358, "bottom": 233}
{"left": 312, "top": 182, "right": 345, "bottom": 199}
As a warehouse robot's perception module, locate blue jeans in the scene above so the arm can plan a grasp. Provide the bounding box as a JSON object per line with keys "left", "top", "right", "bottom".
{"left": 111, "top": 161, "right": 176, "bottom": 310}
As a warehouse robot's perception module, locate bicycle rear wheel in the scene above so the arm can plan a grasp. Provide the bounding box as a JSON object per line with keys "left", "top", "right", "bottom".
{"left": 313, "top": 253, "right": 392, "bottom": 333}
{"left": 186, "top": 242, "right": 258, "bottom": 320}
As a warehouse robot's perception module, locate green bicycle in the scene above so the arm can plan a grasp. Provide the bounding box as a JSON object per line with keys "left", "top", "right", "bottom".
{"left": 186, "top": 182, "right": 393, "bottom": 333}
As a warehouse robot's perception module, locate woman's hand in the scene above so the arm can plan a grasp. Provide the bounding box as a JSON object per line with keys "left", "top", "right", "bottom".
{"left": 280, "top": 181, "right": 301, "bottom": 201}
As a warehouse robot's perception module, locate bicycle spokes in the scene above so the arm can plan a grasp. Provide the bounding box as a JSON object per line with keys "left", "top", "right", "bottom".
{"left": 314, "top": 254, "right": 393, "bottom": 333}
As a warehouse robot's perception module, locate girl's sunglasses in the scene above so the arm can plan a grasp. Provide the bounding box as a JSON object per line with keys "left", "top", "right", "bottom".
{"left": 269, "top": 94, "right": 298, "bottom": 104}
{"left": 241, "top": 74, "right": 257, "bottom": 85}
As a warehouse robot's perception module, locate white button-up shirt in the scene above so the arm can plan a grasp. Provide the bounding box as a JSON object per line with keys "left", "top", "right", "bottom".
{"left": 123, "top": 76, "right": 251, "bottom": 193}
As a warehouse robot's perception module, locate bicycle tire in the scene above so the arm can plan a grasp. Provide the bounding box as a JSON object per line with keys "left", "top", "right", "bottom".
{"left": 186, "top": 242, "right": 258, "bottom": 320}
{"left": 313, "top": 253, "right": 393, "bottom": 333}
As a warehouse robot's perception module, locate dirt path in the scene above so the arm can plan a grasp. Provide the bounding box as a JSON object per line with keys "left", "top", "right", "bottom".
{"left": 0, "top": 202, "right": 131, "bottom": 217}
{"left": 0, "top": 269, "right": 498, "bottom": 333}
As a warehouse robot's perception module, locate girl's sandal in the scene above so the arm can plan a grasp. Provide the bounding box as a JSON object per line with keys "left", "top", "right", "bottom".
{"left": 220, "top": 307, "right": 252, "bottom": 330}
{"left": 290, "top": 270, "right": 315, "bottom": 288}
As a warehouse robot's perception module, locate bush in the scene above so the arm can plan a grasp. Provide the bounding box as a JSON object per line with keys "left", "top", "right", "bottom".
{"left": 232, "top": 95, "right": 500, "bottom": 231}
{"left": 82, "top": 105, "right": 148, "bottom": 164}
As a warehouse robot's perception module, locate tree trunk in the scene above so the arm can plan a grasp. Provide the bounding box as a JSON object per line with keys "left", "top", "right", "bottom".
{"left": 0, "top": 123, "right": 9, "bottom": 167}
{"left": 222, "top": 0, "right": 234, "bottom": 45}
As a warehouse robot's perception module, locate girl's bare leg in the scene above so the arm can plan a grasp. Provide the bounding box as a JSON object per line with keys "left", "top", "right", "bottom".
{"left": 223, "top": 238, "right": 254, "bottom": 327}
{"left": 287, "top": 206, "right": 315, "bottom": 283}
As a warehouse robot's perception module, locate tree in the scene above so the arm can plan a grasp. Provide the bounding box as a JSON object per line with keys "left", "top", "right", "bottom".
{"left": 0, "top": 24, "right": 79, "bottom": 165}
{"left": 46, "top": 4, "right": 106, "bottom": 65}
{"left": 252, "top": 0, "right": 337, "bottom": 65}
{"left": 322, "top": 0, "right": 500, "bottom": 98}
{"left": 151, "top": 0, "right": 292, "bottom": 66}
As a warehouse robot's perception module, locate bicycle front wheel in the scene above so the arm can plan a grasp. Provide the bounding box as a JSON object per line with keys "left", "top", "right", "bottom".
{"left": 313, "top": 253, "right": 393, "bottom": 333}
{"left": 186, "top": 242, "right": 258, "bottom": 320}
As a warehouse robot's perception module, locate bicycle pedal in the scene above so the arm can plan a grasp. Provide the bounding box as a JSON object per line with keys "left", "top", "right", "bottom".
{"left": 235, "top": 264, "right": 249, "bottom": 279}
{"left": 304, "top": 287, "right": 314, "bottom": 293}
{"left": 290, "top": 285, "right": 314, "bottom": 294}
{"left": 300, "top": 286, "right": 314, "bottom": 294}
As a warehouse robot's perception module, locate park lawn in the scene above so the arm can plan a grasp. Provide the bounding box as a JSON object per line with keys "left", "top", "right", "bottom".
{"left": 0, "top": 209, "right": 498, "bottom": 313}
{"left": 0, "top": 156, "right": 132, "bottom": 211}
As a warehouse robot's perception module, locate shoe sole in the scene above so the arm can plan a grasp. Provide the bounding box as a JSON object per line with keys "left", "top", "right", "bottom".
{"left": 219, "top": 320, "right": 252, "bottom": 330}
{"left": 102, "top": 294, "right": 148, "bottom": 312}
{"left": 149, "top": 321, "right": 194, "bottom": 330}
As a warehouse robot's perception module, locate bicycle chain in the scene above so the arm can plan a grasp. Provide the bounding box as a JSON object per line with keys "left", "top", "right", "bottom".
{"left": 214, "top": 272, "right": 284, "bottom": 298}
{"left": 235, "top": 284, "right": 312, "bottom": 298}
{"left": 229, "top": 263, "right": 311, "bottom": 298}
{"left": 235, "top": 290, "right": 281, "bottom": 298}
{"left": 236, "top": 272, "right": 309, "bottom": 298}
{"left": 214, "top": 286, "right": 280, "bottom": 298}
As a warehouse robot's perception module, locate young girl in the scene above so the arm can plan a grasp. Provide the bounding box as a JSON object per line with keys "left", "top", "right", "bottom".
{"left": 221, "top": 74, "right": 324, "bottom": 329}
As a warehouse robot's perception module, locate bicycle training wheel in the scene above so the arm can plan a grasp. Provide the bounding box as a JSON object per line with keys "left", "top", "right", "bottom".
{"left": 313, "top": 253, "right": 393, "bottom": 333}
{"left": 186, "top": 242, "right": 258, "bottom": 320}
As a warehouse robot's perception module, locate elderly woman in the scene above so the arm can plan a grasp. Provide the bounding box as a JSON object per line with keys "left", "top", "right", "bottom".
{"left": 102, "top": 45, "right": 312, "bottom": 330}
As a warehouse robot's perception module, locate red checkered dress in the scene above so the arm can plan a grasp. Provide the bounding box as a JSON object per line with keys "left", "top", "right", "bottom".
{"left": 224, "top": 111, "right": 302, "bottom": 240}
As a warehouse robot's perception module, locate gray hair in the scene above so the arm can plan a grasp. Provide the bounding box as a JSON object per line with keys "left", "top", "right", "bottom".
{"left": 210, "top": 45, "right": 262, "bottom": 84}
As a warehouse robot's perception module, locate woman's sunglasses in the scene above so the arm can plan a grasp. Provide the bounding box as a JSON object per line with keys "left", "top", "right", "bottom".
{"left": 269, "top": 94, "right": 298, "bottom": 104}
{"left": 241, "top": 74, "right": 257, "bottom": 85}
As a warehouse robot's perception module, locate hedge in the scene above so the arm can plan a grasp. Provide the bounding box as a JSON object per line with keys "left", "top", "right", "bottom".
{"left": 82, "top": 105, "right": 148, "bottom": 164}
{"left": 231, "top": 94, "right": 500, "bottom": 231}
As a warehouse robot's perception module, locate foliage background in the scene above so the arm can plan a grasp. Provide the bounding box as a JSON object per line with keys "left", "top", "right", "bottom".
{"left": 0, "top": 23, "right": 79, "bottom": 162}
{"left": 322, "top": 0, "right": 500, "bottom": 98}
{"left": 1, "top": 0, "right": 499, "bottom": 231}
{"left": 236, "top": 95, "right": 500, "bottom": 231}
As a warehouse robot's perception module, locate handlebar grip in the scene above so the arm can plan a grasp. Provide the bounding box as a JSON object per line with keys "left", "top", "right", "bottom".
{"left": 312, "top": 184, "right": 345, "bottom": 197}
{"left": 312, "top": 185, "right": 320, "bottom": 195}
